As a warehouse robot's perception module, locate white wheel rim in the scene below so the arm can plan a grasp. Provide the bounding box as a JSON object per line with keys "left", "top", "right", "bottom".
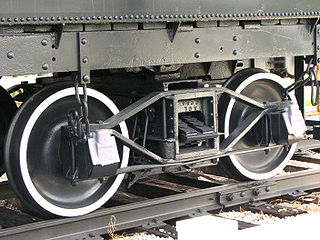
{"left": 224, "top": 73, "right": 297, "bottom": 180}
{"left": 20, "top": 87, "right": 129, "bottom": 217}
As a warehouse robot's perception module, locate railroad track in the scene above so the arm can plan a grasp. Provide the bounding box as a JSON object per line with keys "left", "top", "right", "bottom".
{"left": 0, "top": 139, "right": 319, "bottom": 240}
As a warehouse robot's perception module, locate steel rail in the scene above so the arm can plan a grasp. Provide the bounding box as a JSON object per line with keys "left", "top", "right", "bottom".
{"left": 0, "top": 168, "right": 319, "bottom": 240}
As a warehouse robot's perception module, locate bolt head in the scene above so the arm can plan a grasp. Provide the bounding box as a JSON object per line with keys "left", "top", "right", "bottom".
{"left": 81, "top": 38, "right": 87, "bottom": 45}
{"left": 42, "top": 63, "right": 49, "bottom": 70}
{"left": 82, "top": 75, "right": 90, "bottom": 82}
{"left": 7, "top": 51, "right": 14, "bottom": 59}
{"left": 82, "top": 57, "right": 89, "bottom": 64}
{"left": 41, "top": 39, "right": 48, "bottom": 46}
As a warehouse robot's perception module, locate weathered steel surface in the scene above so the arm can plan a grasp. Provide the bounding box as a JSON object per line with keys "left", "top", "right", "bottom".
{"left": 0, "top": 0, "right": 319, "bottom": 25}
{"left": 0, "top": 25, "right": 314, "bottom": 76}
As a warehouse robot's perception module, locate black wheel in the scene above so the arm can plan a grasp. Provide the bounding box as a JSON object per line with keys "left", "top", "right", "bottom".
{"left": 219, "top": 69, "right": 296, "bottom": 180}
{"left": 0, "top": 86, "right": 17, "bottom": 176}
{"left": 4, "top": 83, "right": 129, "bottom": 217}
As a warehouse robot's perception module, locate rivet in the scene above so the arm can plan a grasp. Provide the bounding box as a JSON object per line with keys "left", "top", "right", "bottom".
{"left": 159, "top": 15, "right": 164, "bottom": 18}
{"left": 195, "top": 38, "right": 200, "bottom": 44}
{"left": 103, "top": 16, "right": 107, "bottom": 20}
{"left": 188, "top": 14, "right": 193, "bottom": 18}
{"left": 139, "top": 15, "right": 143, "bottom": 19}
{"left": 108, "top": 16, "right": 113, "bottom": 20}
{"left": 92, "top": 16, "right": 96, "bottom": 20}
{"left": 26, "top": 17, "right": 31, "bottom": 21}
{"left": 317, "top": 45, "right": 320, "bottom": 50}
{"left": 193, "top": 14, "right": 197, "bottom": 18}
{"left": 13, "top": 18, "right": 18, "bottom": 22}
{"left": 155, "top": 15, "right": 159, "bottom": 19}
{"left": 233, "top": 50, "right": 238, "bottom": 55}
{"left": 42, "top": 63, "right": 49, "bottom": 70}
{"left": 265, "top": 186, "right": 271, "bottom": 192}
{"left": 233, "top": 36, "right": 239, "bottom": 41}
{"left": 145, "top": 15, "right": 149, "bottom": 19}
{"left": 318, "top": 58, "right": 320, "bottom": 64}
{"left": 169, "top": 15, "right": 174, "bottom": 18}
{"left": 124, "top": 15, "right": 129, "bottom": 19}
{"left": 86, "top": 16, "right": 91, "bottom": 20}
{"left": 114, "top": 16, "right": 118, "bottom": 19}
{"left": 211, "top": 13, "right": 215, "bottom": 17}
{"left": 69, "top": 17, "right": 74, "bottom": 21}
{"left": 130, "top": 15, "right": 134, "bottom": 19}
{"left": 83, "top": 75, "right": 90, "bottom": 82}
{"left": 135, "top": 15, "right": 139, "bottom": 19}
{"left": 39, "top": 17, "right": 44, "bottom": 21}
{"left": 41, "top": 39, "right": 48, "bottom": 46}
{"left": 63, "top": 16, "right": 68, "bottom": 21}
{"left": 317, "top": 29, "right": 320, "bottom": 34}
{"left": 184, "top": 14, "right": 188, "bottom": 18}
{"left": 240, "top": 192, "right": 245, "bottom": 197}
{"left": 45, "top": 17, "right": 50, "bottom": 21}
{"left": 51, "top": 17, "right": 56, "bottom": 21}
{"left": 97, "top": 16, "right": 102, "bottom": 20}
{"left": 57, "top": 17, "right": 62, "bottom": 21}
{"left": 119, "top": 16, "right": 123, "bottom": 20}
{"left": 20, "top": 18, "right": 25, "bottom": 22}
{"left": 7, "top": 52, "right": 14, "bottom": 59}
{"left": 82, "top": 57, "right": 88, "bottom": 63}
{"left": 0, "top": 18, "right": 5, "bottom": 22}
{"left": 80, "top": 16, "right": 85, "bottom": 20}
{"left": 179, "top": 14, "right": 184, "bottom": 18}
{"left": 7, "top": 18, "right": 12, "bottom": 22}
{"left": 81, "top": 38, "right": 87, "bottom": 45}
{"left": 75, "top": 17, "right": 79, "bottom": 21}
{"left": 194, "top": 52, "right": 200, "bottom": 58}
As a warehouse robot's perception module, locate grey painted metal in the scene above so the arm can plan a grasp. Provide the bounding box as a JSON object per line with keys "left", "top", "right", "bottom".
{"left": 0, "top": 168, "right": 319, "bottom": 240}
{"left": 0, "top": 24, "right": 314, "bottom": 77}
{"left": 0, "top": 0, "right": 319, "bottom": 25}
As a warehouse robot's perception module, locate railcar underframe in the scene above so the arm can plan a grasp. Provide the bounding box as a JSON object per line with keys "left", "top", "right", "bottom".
{"left": 0, "top": 0, "right": 319, "bottom": 217}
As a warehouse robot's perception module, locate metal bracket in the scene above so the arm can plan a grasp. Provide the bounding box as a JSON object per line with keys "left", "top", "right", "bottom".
{"left": 168, "top": 22, "right": 181, "bottom": 43}
{"left": 78, "top": 32, "right": 90, "bottom": 84}
{"left": 218, "top": 181, "right": 276, "bottom": 208}
{"left": 52, "top": 24, "right": 64, "bottom": 49}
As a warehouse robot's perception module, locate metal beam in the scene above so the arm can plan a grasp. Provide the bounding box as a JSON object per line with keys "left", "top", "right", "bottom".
{"left": 0, "top": 24, "right": 314, "bottom": 77}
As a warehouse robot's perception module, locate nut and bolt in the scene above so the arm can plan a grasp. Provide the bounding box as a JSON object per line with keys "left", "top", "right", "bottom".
{"left": 226, "top": 193, "right": 234, "bottom": 201}
{"left": 252, "top": 189, "right": 260, "bottom": 196}
{"left": 7, "top": 51, "right": 14, "bottom": 59}
{"left": 42, "top": 63, "right": 49, "bottom": 70}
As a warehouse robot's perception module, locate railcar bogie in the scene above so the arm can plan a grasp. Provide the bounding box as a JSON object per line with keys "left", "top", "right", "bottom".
{"left": 0, "top": 0, "right": 319, "bottom": 217}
